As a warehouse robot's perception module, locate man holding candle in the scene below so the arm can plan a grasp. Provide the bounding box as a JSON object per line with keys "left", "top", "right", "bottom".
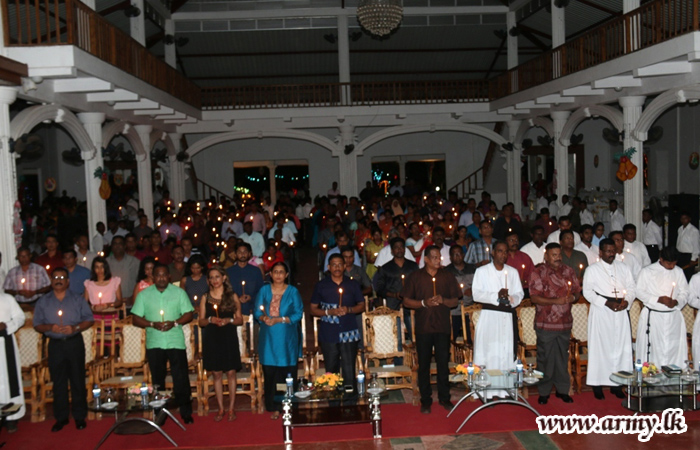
{"left": 528, "top": 243, "right": 580, "bottom": 405}
{"left": 373, "top": 238, "right": 419, "bottom": 310}
{"left": 546, "top": 216, "right": 581, "bottom": 246}
{"left": 559, "top": 230, "right": 589, "bottom": 282}
{"left": 62, "top": 250, "right": 90, "bottom": 297}
{"left": 521, "top": 226, "right": 546, "bottom": 266}
{"left": 445, "top": 245, "right": 476, "bottom": 341}
{"left": 310, "top": 254, "right": 365, "bottom": 390}
{"left": 131, "top": 265, "right": 195, "bottom": 423}
{"left": 418, "top": 227, "right": 450, "bottom": 269}
{"left": 341, "top": 246, "right": 372, "bottom": 297}
{"left": 583, "top": 238, "right": 636, "bottom": 400}
{"left": 3, "top": 247, "right": 51, "bottom": 307}
{"left": 623, "top": 224, "right": 652, "bottom": 268}
{"left": 226, "top": 242, "right": 264, "bottom": 316}
{"left": 472, "top": 241, "right": 525, "bottom": 399}
{"left": 401, "top": 246, "right": 461, "bottom": 414}
{"left": 635, "top": 247, "right": 689, "bottom": 367}
{"left": 503, "top": 231, "right": 535, "bottom": 296}
{"left": 33, "top": 268, "right": 94, "bottom": 431}
{"left": 34, "top": 234, "right": 63, "bottom": 276}
{"left": 610, "top": 231, "right": 642, "bottom": 281}
{"left": 574, "top": 225, "right": 600, "bottom": 266}
{"left": 464, "top": 220, "right": 497, "bottom": 267}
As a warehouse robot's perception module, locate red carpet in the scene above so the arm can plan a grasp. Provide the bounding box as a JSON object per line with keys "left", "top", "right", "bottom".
{"left": 6, "top": 392, "right": 700, "bottom": 449}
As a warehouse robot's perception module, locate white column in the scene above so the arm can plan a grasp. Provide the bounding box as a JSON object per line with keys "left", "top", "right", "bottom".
{"left": 551, "top": 0, "right": 565, "bottom": 48}
{"left": 337, "top": 15, "right": 351, "bottom": 105}
{"left": 168, "top": 132, "right": 185, "bottom": 206}
{"left": 0, "top": 87, "right": 18, "bottom": 272}
{"left": 507, "top": 11, "right": 518, "bottom": 70}
{"left": 506, "top": 120, "right": 522, "bottom": 216}
{"left": 551, "top": 111, "right": 570, "bottom": 205}
{"left": 268, "top": 163, "right": 277, "bottom": 207}
{"left": 164, "top": 19, "right": 177, "bottom": 69}
{"left": 336, "top": 124, "right": 358, "bottom": 198}
{"left": 620, "top": 96, "right": 646, "bottom": 232}
{"left": 130, "top": 0, "right": 146, "bottom": 46}
{"left": 135, "top": 125, "right": 154, "bottom": 225}
{"left": 77, "top": 113, "right": 107, "bottom": 238}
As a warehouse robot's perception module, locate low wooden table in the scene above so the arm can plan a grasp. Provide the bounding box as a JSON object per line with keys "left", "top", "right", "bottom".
{"left": 280, "top": 389, "right": 385, "bottom": 444}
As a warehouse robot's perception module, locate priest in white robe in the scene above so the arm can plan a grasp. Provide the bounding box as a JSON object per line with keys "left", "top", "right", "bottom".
{"left": 0, "top": 292, "right": 26, "bottom": 431}
{"left": 686, "top": 273, "right": 700, "bottom": 367}
{"left": 472, "top": 241, "right": 524, "bottom": 399}
{"left": 610, "top": 231, "right": 642, "bottom": 280}
{"left": 635, "top": 248, "right": 689, "bottom": 367}
{"left": 583, "top": 238, "right": 636, "bottom": 400}
{"left": 623, "top": 224, "right": 651, "bottom": 267}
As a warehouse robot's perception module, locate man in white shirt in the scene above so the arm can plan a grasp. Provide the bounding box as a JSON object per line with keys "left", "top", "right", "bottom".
{"left": 608, "top": 200, "right": 625, "bottom": 232}
{"left": 547, "top": 216, "right": 581, "bottom": 246}
{"left": 548, "top": 195, "right": 559, "bottom": 218}
{"left": 327, "top": 182, "right": 340, "bottom": 206}
{"left": 642, "top": 209, "right": 663, "bottom": 263}
{"left": 610, "top": 231, "right": 642, "bottom": 280}
{"left": 520, "top": 226, "right": 546, "bottom": 265}
{"left": 535, "top": 194, "right": 548, "bottom": 217}
{"left": 623, "top": 224, "right": 651, "bottom": 267}
{"left": 558, "top": 195, "right": 572, "bottom": 218}
{"left": 676, "top": 212, "right": 700, "bottom": 281}
{"left": 418, "top": 227, "right": 450, "bottom": 269}
{"left": 240, "top": 220, "right": 265, "bottom": 258}
{"left": 635, "top": 248, "right": 689, "bottom": 368}
{"left": 582, "top": 238, "right": 636, "bottom": 400}
{"left": 574, "top": 224, "right": 600, "bottom": 265}
{"left": 472, "top": 241, "right": 524, "bottom": 399}
{"left": 92, "top": 222, "right": 107, "bottom": 254}
{"left": 579, "top": 201, "right": 595, "bottom": 226}
{"left": 221, "top": 212, "right": 243, "bottom": 241}
{"left": 268, "top": 214, "right": 297, "bottom": 245}
{"left": 458, "top": 198, "right": 477, "bottom": 228}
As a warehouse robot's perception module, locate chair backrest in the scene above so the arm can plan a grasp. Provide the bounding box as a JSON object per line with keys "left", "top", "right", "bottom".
{"left": 119, "top": 323, "right": 146, "bottom": 365}
{"left": 518, "top": 306, "right": 537, "bottom": 347}
{"left": 82, "top": 327, "right": 96, "bottom": 362}
{"left": 363, "top": 306, "right": 401, "bottom": 359}
{"left": 681, "top": 304, "right": 696, "bottom": 335}
{"left": 16, "top": 326, "right": 42, "bottom": 367}
{"left": 183, "top": 323, "right": 194, "bottom": 363}
{"left": 237, "top": 315, "right": 253, "bottom": 360}
{"left": 570, "top": 302, "right": 589, "bottom": 342}
{"left": 629, "top": 300, "right": 642, "bottom": 337}
{"left": 470, "top": 308, "right": 481, "bottom": 340}
{"left": 460, "top": 304, "right": 481, "bottom": 343}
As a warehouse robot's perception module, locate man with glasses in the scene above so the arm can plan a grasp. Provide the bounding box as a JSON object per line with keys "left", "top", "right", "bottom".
{"left": 33, "top": 268, "right": 94, "bottom": 432}
{"left": 3, "top": 247, "right": 51, "bottom": 307}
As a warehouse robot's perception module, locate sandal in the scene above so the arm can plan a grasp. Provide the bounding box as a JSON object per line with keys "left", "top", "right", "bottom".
{"left": 214, "top": 411, "right": 224, "bottom": 422}
{"left": 228, "top": 410, "right": 236, "bottom": 422}
{"left": 270, "top": 411, "right": 280, "bottom": 420}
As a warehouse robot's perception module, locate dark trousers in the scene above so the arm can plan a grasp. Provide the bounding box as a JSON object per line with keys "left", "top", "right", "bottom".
{"left": 678, "top": 252, "right": 695, "bottom": 281}
{"left": 146, "top": 348, "right": 192, "bottom": 417}
{"left": 415, "top": 333, "right": 451, "bottom": 407}
{"left": 48, "top": 335, "right": 87, "bottom": 422}
{"left": 262, "top": 365, "right": 296, "bottom": 412}
{"left": 319, "top": 341, "right": 358, "bottom": 389}
{"left": 535, "top": 329, "right": 571, "bottom": 396}
{"left": 646, "top": 245, "right": 660, "bottom": 264}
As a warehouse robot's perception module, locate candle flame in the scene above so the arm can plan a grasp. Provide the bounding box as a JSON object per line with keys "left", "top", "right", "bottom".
{"left": 20, "top": 278, "right": 25, "bottom": 284}
{"left": 339, "top": 288, "right": 343, "bottom": 294}
{"left": 242, "top": 281, "right": 246, "bottom": 286}
{"left": 58, "top": 310, "right": 63, "bottom": 317}
{"left": 46, "top": 265, "right": 50, "bottom": 270}
{"left": 160, "top": 310, "right": 164, "bottom": 316}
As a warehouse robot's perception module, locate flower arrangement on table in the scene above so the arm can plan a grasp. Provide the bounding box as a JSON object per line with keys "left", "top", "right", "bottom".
{"left": 127, "top": 384, "right": 154, "bottom": 395}
{"left": 455, "top": 364, "right": 481, "bottom": 376}
{"left": 314, "top": 373, "right": 343, "bottom": 390}
{"left": 642, "top": 362, "right": 659, "bottom": 376}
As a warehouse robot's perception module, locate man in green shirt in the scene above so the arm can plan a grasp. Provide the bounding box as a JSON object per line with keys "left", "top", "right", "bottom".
{"left": 132, "top": 264, "right": 195, "bottom": 423}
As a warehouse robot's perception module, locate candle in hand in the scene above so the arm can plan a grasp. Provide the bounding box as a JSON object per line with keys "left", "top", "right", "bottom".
{"left": 567, "top": 281, "right": 572, "bottom": 296}
{"left": 160, "top": 310, "right": 164, "bottom": 322}
{"left": 214, "top": 304, "right": 219, "bottom": 318}
{"left": 401, "top": 274, "right": 405, "bottom": 286}
{"left": 338, "top": 288, "right": 343, "bottom": 307}
{"left": 20, "top": 278, "right": 25, "bottom": 285}
{"left": 432, "top": 277, "right": 436, "bottom": 296}
{"left": 579, "top": 264, "right": 584, "bottom": 277}
{"left": 671, "top": 282, "right": 676, "bottom": 299}
{"left": 504, "top": 271, "right": 508, "bottom": 290}
{"left": 45, "top": 265, "right": 50, "bottom": 271}
{"left": 58, "top": 310, "right": 63, "bottom": 326}
{"left": 241, "top": 281, "right": 246, "bottom": 296}
{"left": 259, "top": 304, "right": 267, "bottom": 317}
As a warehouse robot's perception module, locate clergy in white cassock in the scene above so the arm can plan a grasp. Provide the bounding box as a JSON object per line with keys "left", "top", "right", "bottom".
{"left": 686, "top": 273, "right": 700, "bottom": 367}
{"left": 622, "top": 224, "right": 651, "bottom": 268}
{"left": 635, "top": 248, "right": 689, "bottom": 367}
{"left": 610, "top": 231, "right": 642, "bottom": 281}
{"left": 472, "top": 241, "right": 524, "bottom": 399}
{"left": 0, "top": 292, "right": 26, "bottom": 431}
{"left": 583, "top": 238, "right": 636, "bottom": 400}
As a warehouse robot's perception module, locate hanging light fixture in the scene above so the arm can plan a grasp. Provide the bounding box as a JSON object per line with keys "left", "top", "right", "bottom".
{"left": 357, "top": 0, "right": 403, "bottom": 37}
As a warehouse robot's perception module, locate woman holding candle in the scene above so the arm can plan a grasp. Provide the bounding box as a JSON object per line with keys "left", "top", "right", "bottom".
{"left": 132, "top": 256, "right": 156, "bottom": 300}
{"left": 84, "top": 256, "right": 123, "bottom": 319}
{"left": 254, "top": 261, "right": 303, "bottom": 420}
{"left": 198, "top": 265, "right": 242, "bottom": 422}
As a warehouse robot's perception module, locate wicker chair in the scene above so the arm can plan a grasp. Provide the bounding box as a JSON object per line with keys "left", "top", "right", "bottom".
{"left": 681, "top": 304, "right": 696, "bottom": 360}
{"left": 629, "top": 299, "right": 642, "bottom": 343}
{"left": 164, "top": 322, "right": 205, "bottom": 415}
{"left": 569, "top": 302, "right": 589, "bottom": 393}
{"left": 16, "top": 324, "right": 43, "bottom": 422}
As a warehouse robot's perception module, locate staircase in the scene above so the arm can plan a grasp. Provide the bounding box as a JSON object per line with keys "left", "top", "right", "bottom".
{"left": 187, "top": 164, "right": 234, "bottom": 204}
{"left": 449, "top": 122, "right": 503, "bottom": 199}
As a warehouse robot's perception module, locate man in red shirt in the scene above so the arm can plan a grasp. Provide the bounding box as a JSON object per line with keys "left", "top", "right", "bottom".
{"left": 504, "top": 231, "right": 535, "bottom": 296}
{"left": 34, "top": 234, "right": 63, "bottom": 275}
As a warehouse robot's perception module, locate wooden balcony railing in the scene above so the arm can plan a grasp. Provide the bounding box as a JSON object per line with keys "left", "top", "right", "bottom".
{"left": 1, "top": 0, "right": 201, "bottom": 108}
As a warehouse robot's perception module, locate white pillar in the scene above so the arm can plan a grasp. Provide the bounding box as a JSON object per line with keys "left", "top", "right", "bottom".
{"left": 507, "top": 11, "right": 518, "bottom": 70}
{"left": 337, "top": 15, "right": 351, "bottom": 105}
{"left": 168, "top": 132, "right": 185, "bottom": 207}
{"left": 130, "top": 0, "right": 146, "bottom": 46}
{"left": 135, "top": 125, "right": 154, "bottom": 225}
{"left": 551, "top": 111, "right": 570, "bottom": 205}
{"left": 336, "top": 124, "right": 358, "bottom": 198}
{"left": 164, "top": 19, "right": 177, "bottom": 69}
{"left": 506, "top": 120, "right": 522, "bottom": 216}
{"left": 269, "top": 163, "right": 277, "bottom": 207}
{"left": 0, "top": 87, "right": 18, "bottom": 272}
{"left": 551, "top": 0, "right": 565, "bottom": 48}
{"left": 620, "top": 96, "right": 646, "bottom": 232}
{"left": 77, "top": 113, "right": 107, "bottom": 239}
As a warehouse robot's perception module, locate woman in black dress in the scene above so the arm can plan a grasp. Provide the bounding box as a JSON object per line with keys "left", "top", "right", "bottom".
{"left": 198, "top": 265, "right": 243, "bottom": 421}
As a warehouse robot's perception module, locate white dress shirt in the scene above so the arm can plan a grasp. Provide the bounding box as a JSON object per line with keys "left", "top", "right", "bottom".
{"left": 623, "top": 240, "right": 651, "bottom": 267}
{"left": 642, "top": 220, "right": 663, "bottom": 248}
{"left": 676, "top": 223, "right": 700, "bottom": 261}
{"left": 580, "top": 209, "right": 594, "bottom": 226}
{"left": 520, "top": 241, "right": 546, "bottom": 265}
{"left": 609, "top": 210, "right": 626, "bottom": 232}
{"left": 574, "top": 242, "right": 600, "bottom": 265}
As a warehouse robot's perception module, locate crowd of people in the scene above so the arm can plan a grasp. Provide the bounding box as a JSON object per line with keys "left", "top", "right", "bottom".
{"left": 1, "top": 182, "right": 700, "bottom": 432}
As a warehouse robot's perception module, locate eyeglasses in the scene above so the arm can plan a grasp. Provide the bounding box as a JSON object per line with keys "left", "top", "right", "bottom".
{"left": 52, "top": 275, "right": 67, "bottom": 280}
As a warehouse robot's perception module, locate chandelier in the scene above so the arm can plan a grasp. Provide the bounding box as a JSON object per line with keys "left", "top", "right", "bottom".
{"left": 357, "top": 0, "right": 403, "bottom": 37}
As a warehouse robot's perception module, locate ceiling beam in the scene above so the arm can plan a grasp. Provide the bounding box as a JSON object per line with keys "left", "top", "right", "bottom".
{"left": 177, "top": 47, "right": 542, "bottom": 58}
{"left": 190, "top": 69, "right": 494, "bottom": 81}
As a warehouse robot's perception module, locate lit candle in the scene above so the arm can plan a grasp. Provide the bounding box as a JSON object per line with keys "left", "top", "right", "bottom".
{"left": 58, "top": 309, "right": 63, "bottom": 326}
{"left": 241, "top": 281, "right": 246, "bottom": 296}
{"left": 338, "top": 288, "right": 343, "bottom": 307}
{"left": 214, "top": 304, "right": 219, "bottom": 318}
{"left": 626, "top": 248, "right": 631, "bottom": 253}
{"left": 160, "top": 309, "right": 165, "bottom": 322}
{"left": 432, "top": 277, "right": 436, "bottom": 296}
{"left": 460, "top": 283, "right": 464, "bottom": 292}
{"left": 579, "top": 263, "right": 584, "bottom": 277}
{"left": 259, "top": 304, "right": 266, "bottom": 317}
{"left": 322, "top": 244, "right": 327, "bottom": 250}
{"left": 83, "top": 256, "right": 87, "bottom": 263}
{"left": 508, "top": 228, "right": 512, "bottom": 232}
{"left": 194, "top": 233, "right": 198, "bottom": 238}
{"left": 521, "top": 264, "right": 525, "bottom": 271}
{"left": 504, "top": 271, "right": 508, "bottom": 290}
{"left": 20, "top": 278, "right": 25, "bottom": 285}
{"left": 98, "top": 292, "right": 103, "bottom": 302}
{"left": 194, "top": 295, "right": 198, "bottom": 305}
{"left": 401, "top": 274, "right": 405, "bottom": 287}
{"left": 45, "top": 265, "right": 50, "bottom": 271}
{"left": 166, "top": 229, "right": 170, "bottom": 234}
{"left": 548, "top": 221, "right": 552, "bottom": 226}
{"left": 670, "top": 282, "right": 676, "bottom": 298}
{"left": 567, "top": 281, "right": 572, "bottom": 296}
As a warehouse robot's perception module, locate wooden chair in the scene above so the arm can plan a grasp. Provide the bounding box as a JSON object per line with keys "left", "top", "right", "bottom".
{"left": 201, "top": 314, "right": 259, "bottom": 414}
{"left": 569, "top": 302, "right": 589, "bottom": 393}
{"left": 361, "top": 306, "right": 417, "bottom": 399}
{"left": 164, "top": 322, "right": 205, "bottom": 415}
{"left": 100, "top": 320, "right": 149, "bottom": 387}
{"left": 453, "top": 304, "right": 481, "bottom": 364}
{"left": 16, "top": 324, "right": 44, "bottom": 422}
